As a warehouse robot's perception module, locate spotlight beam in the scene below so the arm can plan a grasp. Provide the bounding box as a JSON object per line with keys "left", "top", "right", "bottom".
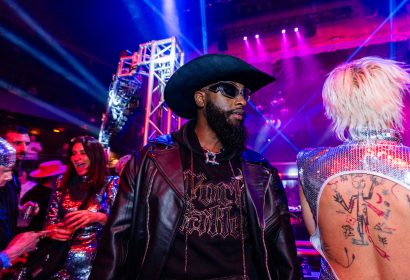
{"left": 4, "top": 0, "right": 107, "bottom": 96}
{"left": 199, "top": 0, "right": 208, "bottom": 54}
{"left": 276, "top": 0, "right": 408, "bottom": 152}
{"left": 141, "top": 0, "right": 202, "bottom": 55}
{"left": 0, "top": 79, "right": 99, "bottom": 134}
{"left": 0, "top": 25, "right": 105, "bottom": 102}
{"left": 162, "top": 0, "right": 181, "bottom": 42}
{"left": 262, "top": 0, "right": 408, "bottom": 156}
{"left": 0, "top": 25, "right": 105, "bottom": 103}
{"left": 257, "top": 88, "right": 320, "bottom": 154}
{"left": 348, "top": 0, "right": 408, "bottom": 61}
{"left": 247, "top": 101, "right": 299, "bottom": 153}
{"left": 390, "top": 0, "right": 396, "bottom": 59}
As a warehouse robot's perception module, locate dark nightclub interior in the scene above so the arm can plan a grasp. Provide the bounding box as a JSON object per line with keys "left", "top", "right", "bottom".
{"left": 1, "top": 0, "right": 410, "bottom": 278}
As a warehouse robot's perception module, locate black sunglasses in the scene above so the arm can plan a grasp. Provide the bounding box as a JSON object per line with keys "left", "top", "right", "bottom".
{"left": 205, "top": 81, "right": 251, "bottom": 101}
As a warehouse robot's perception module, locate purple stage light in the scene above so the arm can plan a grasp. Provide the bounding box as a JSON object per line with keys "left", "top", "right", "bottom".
{"left": 281, "top": 29, "right": 286, "bottom": 34}
{"left": 255, "top": 34, "right": 259, "bottom": 39}
{"left": 294, "top": 27, "right": 299, "bottom": 32}
{"left": 243, "top": 36, "right": 248, "bottom": 41}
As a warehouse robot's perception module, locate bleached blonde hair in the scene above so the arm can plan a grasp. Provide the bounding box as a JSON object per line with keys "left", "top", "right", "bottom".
{"left": 322, "top": 56, "right": 410, "bottom": 141}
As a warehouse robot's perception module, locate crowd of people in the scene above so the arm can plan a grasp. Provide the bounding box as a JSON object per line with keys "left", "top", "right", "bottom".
{"left": 0, "top": 127, "right": 119, "bottom": 279}
{"left": 0, "top": 54, "right": 409, "bottom": 280}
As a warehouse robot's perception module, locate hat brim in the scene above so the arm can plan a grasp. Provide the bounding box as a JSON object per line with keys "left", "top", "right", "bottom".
{"left": 30, "top": 166, "right": 66, "bottom": 178}
{"left": 164, "top": 54, "right": 275, "bottom": 119}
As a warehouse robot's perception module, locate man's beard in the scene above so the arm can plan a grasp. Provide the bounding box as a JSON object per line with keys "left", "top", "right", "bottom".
{"left": 205, "top": 101, "right": 247, "bottom": 151}
{"left": 16, "top": 152, "right": 26, "bottom": 161}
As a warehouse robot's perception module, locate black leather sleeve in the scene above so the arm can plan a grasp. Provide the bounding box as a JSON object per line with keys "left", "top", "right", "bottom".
{"left": 265, "top": 170, "right": 301, "bottom": 280}
{"left": 89, "top": 149, "right": 145, "bottom": 280}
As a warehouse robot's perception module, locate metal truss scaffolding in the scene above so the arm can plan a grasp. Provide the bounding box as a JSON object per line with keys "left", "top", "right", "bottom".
{"left": 98, "top": 52, "right": 142, "bottom": 148}
{"left": 98, "top": 37, "right": 184, "bottom": 149}
{"left": 138, "top": 37, "right": 184, "bottom": 145}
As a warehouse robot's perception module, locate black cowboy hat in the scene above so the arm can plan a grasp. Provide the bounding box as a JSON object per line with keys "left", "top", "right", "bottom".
{"left": 164, "top": 54, "right": 275, "bottom": 119}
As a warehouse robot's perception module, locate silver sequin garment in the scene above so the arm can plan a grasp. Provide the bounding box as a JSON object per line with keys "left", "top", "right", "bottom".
{"left": 44, "top": 176, "right": 119, "bottom": 280}
{"left": 0, "top": 137, "right": 15, "bottom": 168}
{"left": 297, "top": 129, "right": 410, "bottom": 280}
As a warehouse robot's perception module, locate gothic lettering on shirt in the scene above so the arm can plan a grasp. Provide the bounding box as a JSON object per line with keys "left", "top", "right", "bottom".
{"left": 180, "top": 170, "right": 244, "bottom": 239}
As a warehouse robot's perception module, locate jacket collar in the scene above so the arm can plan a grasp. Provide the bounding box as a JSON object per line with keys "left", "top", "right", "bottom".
{"left": 149, "top": 133, "right": 271, "bottom": 213}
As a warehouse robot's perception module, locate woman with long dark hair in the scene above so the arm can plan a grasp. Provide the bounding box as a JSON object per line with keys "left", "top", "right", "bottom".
{"left": 44, "top": 136, "right": 119, "bottom": 279}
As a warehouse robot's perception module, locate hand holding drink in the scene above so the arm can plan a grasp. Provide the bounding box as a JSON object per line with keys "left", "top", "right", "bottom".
{"left": 17, "top": 202, "right": 39, "bottom": 228}
{"left": 45, "top": 222, "right": 74, "bottom": 241}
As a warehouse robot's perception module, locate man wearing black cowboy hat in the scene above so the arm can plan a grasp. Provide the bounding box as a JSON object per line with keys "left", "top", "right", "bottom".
{"left": 90, "top": 54, "right": 300, "bottom": 280}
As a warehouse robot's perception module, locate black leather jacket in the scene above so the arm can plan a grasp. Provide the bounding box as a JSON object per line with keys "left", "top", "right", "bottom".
{"left": 90, "top": 130, "right": 300, "bottom": 280}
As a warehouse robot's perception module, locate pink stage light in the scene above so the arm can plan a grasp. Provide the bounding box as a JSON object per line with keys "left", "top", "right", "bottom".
{"left": 294, "top": 27, "right": 299, "bottom": 32}
{"left": 255, "top": 34, "right": 259, "bottom": 39}
{"left": 243, "top": 36, "right": 248, "bottom": 41}
{"left": 281, "top": 29, "right": 286, "bottom": 34}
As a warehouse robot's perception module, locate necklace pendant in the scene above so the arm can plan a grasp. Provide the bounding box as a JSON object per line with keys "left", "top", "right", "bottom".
{"left": 204, "top": 150, "right": 219, "bottom": 165}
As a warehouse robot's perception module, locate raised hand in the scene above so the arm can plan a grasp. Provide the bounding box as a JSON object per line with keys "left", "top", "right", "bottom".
{"left": 4, "top": 231, "right": 42, "bottom": 262}
{"left": 18, "top": 201, "right": 40, "bottom": 216}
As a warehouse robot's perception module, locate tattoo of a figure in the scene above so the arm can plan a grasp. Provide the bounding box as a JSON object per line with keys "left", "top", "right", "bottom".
{"left": 332, "top": 174, "right": 391, "bottom": 258}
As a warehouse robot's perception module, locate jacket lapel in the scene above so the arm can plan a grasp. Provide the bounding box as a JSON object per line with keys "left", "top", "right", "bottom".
{"left": 149, "top": 147, "right": 185, "bottom": 199}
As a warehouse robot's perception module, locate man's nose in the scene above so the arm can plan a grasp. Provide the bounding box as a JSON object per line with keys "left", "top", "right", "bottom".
{"left": 235, "top": 94, "right": 247, "bottom": 106}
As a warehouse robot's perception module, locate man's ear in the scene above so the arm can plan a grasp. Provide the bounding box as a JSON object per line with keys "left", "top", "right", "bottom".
{"left": 194, "top": 91, "right": 206, "bottom": 108}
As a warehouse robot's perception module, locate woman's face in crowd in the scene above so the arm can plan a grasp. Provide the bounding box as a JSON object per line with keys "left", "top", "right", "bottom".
{"left": 71, "top": 143, "right": 90, "bottom": 176}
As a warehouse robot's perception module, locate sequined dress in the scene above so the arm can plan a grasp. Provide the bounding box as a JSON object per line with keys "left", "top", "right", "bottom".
{"left": 44, "top": 176, "right": 119, "bottom": 280}
{"left": 297, "top": 129, "right": 410, "bottom": 279}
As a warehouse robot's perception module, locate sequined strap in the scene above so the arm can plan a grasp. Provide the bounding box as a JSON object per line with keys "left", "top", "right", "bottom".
{"left": 349, "top": 128, "right": 402, "bottom": 143}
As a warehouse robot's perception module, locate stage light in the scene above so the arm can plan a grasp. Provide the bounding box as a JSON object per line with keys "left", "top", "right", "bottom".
{"left": 294, "top": 27, "right": 299, "bottom": 32}
{"left": 286, "top": 166, "right": 299, "bottom": 178}
{"left": 243, "top": 36, "right": 248, "bottom": 41}
{"left": 255, "top": 34, "right": 259, "bottom": 39}
{"left": 29, "top": 129, "right": 41, "bottom": 135}
{"left": 281, "top": 29, "right": 286, "bottom": 34}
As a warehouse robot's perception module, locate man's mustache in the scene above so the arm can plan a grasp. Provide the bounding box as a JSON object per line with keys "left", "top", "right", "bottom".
{"left": 227, "top": 109, "right": 246, "bottom": 117}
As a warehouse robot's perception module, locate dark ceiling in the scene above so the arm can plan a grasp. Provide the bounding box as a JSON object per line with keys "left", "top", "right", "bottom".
{"left": 0, "top": 0, "right": 329, "bottom": 125}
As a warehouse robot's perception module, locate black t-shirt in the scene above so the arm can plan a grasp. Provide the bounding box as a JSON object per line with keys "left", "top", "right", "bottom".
{"left": 161, "top": 121, "right": 255, "bottom": 280}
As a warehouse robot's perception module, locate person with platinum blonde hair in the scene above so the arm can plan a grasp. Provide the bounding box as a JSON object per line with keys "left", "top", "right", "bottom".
{"left": 297, "top": 56, "right": 410, "bottom": 280}
{"left": 322, "top": 56, "right": 410, "bottom": 140}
